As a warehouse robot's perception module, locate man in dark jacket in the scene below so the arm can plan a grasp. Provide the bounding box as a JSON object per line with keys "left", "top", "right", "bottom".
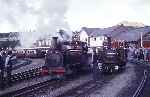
{"left": 4, "top": 50, "right": 13, "bottom": 87}
{"left": 92, "top": 48, "right": 100, "bottom": 82}
{"left": 0, "top": 52, "right": 5, "bottom": 90}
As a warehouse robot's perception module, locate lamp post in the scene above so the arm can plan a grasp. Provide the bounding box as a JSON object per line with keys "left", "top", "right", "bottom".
{"left": 140, "top": 32, "right": 143, "bottom": 48}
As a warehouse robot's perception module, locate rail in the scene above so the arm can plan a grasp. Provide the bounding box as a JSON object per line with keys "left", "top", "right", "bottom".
{"left": 7, "top": 74, "right": 92, "bottom": 97}
{"left": 11, "top": 80, "right": 59, "bottom": 97}
{"left": 132, "top": 69, "right": 148, "bottom": 97}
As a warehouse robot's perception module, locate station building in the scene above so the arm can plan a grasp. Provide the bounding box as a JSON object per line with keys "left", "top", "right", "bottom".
{"left": 79, "top": 25, "right": 150, "bottom": 48}
{"left": 113, "top": 26, "right": 150, "bottom": 48}
{"left": 0, "top": 32, "right": 20, "bottom": 49}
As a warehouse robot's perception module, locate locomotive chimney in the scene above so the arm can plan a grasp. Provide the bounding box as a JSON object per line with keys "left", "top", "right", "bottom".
{"left": 51, "top": 37, "right": 58, "bottom": 49}
{"left": 107, "top": 36, "right": 112, "bottom": 49}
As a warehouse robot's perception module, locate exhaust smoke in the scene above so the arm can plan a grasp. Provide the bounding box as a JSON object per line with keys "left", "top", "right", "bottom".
{"left": 0, "top": 0, "right": 71, "bottom": 48}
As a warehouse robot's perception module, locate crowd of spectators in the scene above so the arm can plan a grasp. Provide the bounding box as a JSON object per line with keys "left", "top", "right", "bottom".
{"left": 128, "top": 47, "right": 150, "bottom": 61}
{"left": 0, "top": 49, "right": 16, "bottom": 90}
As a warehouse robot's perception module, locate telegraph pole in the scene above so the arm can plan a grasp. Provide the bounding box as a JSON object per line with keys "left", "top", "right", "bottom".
{"left": 140, "top": 32, "right": 143, "bottom": 48}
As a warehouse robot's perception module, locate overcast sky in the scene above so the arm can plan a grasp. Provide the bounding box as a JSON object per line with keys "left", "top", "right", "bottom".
{"left": 66, "top": 0, "right": 150, "bottom": 30}
{"left": 0, "top": 0, "right": 150, "bottom": 32}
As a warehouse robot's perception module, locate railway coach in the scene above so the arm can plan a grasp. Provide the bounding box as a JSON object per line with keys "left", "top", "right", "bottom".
{"left": 15, "top": 47, "right": 49, "bottom": 58}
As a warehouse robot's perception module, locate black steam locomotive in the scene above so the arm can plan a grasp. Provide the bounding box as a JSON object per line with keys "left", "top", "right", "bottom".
{"left": 95, "top": 36, "right": 127, "bottom": 73}
{"left": 43, "top": 37, "right": 89, "bottom": 78}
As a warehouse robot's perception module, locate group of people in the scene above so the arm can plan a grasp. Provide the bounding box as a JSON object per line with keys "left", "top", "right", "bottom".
{"left": 128, "top": 47, "right": 150, "bottom": 61}
{"left": 0, "top": 49, "right": 14, "bottom": 90}
{"left": 133, "top": 48, "right": 144, "bottom": 60}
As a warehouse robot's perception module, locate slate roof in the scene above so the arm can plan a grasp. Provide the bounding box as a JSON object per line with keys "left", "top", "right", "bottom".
{"left": 81, "top": 24, "right": 137, "bottom": 37}
{"left": 81, "top": 27, "right": 115, "bottom": 37}
{"left": 81, "top": 27, "right": 103, "bottom": 36}
{"left": 114, "top": 26, "right": 150, "bottom": 41}
{"left": 81, "top": 25, "right": 150, "bottom": 42}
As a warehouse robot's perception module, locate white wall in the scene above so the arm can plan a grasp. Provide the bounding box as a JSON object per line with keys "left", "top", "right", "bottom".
{"left": 79, "top": 30, "right": 106, "bottom": 47}
{"left": 89, "top": 36, "right": 105, "bottom": 47}
{"left": 79, "top": 30, "right": 88, "bottom": 43}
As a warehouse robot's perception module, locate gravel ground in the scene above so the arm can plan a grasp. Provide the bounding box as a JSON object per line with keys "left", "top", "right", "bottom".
{"left": 116, "top": 63, "right": 143, "bottom": 97}
{"left": 23, "top": 74, "right": 93, "bottom": 97}
{"left": 135, "top": 61, "right": 150, "bottom": 97}
{"left": 116, "top": 60, "right": 150, "bottom": 97}
{"left": 88, "top": 63, "right": 136, "bottom": 97}
{"left": 10, "top": 60, "right": 149, "bottom": 97}
{"left": 140, "top": 73, "right": 150, "bottom": 97}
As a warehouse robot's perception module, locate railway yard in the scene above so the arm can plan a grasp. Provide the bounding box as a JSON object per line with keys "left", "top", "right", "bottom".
{"left": 0, "top": 32, "right": 150, "bottom": 97}
{"left": 0, "top": 58, "right": 150, "bottom": 97}
{"left": 1, "top": 0, "right": 150, "bottom": 96}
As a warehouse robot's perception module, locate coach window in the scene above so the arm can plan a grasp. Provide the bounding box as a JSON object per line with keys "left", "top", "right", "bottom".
{"left": 27, "top": 51, "right": 30, "bottom": 54}
{"left": 31, "top": 51, "right": 34, "bottom": 54}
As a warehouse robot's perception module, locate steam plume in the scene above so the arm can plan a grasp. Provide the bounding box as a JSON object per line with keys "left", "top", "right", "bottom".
{"left": 0, "top": 0, "right": 70, "bottom": 47}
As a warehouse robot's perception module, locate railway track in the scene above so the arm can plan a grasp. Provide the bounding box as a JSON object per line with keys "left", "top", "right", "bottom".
{"left": 132, "top": 69, "right": 148, "bottom": 97}
{"left": 9, "top": 74, "right": 92, "bottom": 97}
{"left": 57, "top": 73, "right": 117, "bottom": 97}
{"left": 10, "top": 80, "right": 62, "bottom": 97}
{"left": 58, "top": 62, "right": 147, "bottom": 97}
{"left": 57, "top": 80, "right": 98, "bottom": 97}
{"left": 129, "top": 59, "right": 149, "bottom": 97}
{"left": 9, "top": 61, "right": 147, "bottom": 97}
{"left": 3, "top": 66, "right": 121, "bottom": 97}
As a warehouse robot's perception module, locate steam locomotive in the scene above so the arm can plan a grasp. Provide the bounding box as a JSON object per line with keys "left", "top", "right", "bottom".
{"left": 95, "top": 36, "right": 128, "bottom": 73}
{"left": 43, "top": 36, "right": 90, "bottom": 78}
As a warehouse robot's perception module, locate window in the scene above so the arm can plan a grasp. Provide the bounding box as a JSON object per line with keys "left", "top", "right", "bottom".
{"left": 27, "top": 51, "right": 29, "bottom": 53}
{"left": 94, "top": 37, "right": 96, "bottom": 41}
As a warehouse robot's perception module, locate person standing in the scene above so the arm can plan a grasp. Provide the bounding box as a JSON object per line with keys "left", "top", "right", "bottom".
{"left": 4, "top": 50, "right": 13, "bottom": 87}
{"left": 92, "top": 48, "right": 99, "bottom": 82}
{"left": 0, "top": 51, "right": 5, "bottom": 90}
